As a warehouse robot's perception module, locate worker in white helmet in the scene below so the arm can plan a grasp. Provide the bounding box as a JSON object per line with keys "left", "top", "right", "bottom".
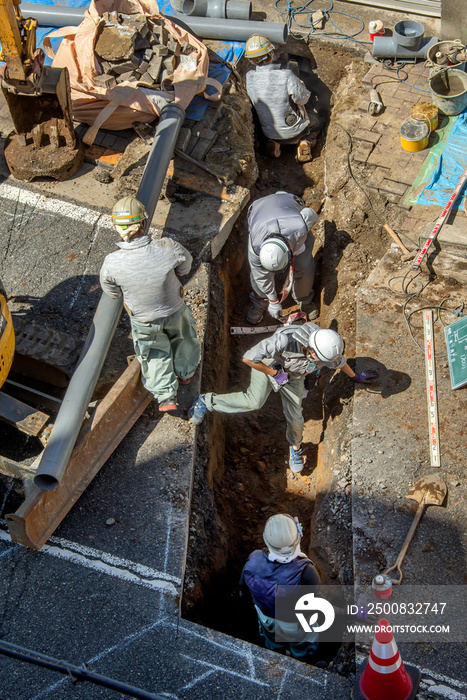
{"left": 244, "top": 34, "right": 321, "bottom": 161}
{"left": 100, "top": 196, "right": 200, "bottom": 412}
{"left": 240, "top": 513, "right": 321, "bottom": 661}
{"left": 246, "top": 191, "right": 319, "bottom": 325}
{"left": 189, "top": 322, "right": 375, "bottom": 471}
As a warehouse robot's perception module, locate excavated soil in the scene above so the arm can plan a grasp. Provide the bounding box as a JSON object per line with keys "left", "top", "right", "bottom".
{"left": 182, "top": 42, "right": 409, "bottom": 674}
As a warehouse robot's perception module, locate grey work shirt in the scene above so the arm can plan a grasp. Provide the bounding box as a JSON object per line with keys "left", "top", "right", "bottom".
{"left": 100, "top": 235, "right": 192, "bottom": 322}
{"left": 243, "top": 325, "right": 346, "bottom": 378}
{"left": 248, "top": 192, "right": 309, "bottom": 301}
{"left": 245, "top": 64, "right": 311, "bottom": 141}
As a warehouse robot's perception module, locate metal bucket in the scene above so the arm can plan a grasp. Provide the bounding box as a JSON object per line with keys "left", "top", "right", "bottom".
{"left": 427, "top": 41, "right": 466, "bottom": 73}
{"left": 429, "top": 69, "right": 467, "bottom": 116}
{"left": 400, "top": 118, "right": 429, "bottom": 152}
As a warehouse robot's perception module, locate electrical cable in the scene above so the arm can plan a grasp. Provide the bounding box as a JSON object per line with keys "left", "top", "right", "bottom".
{"left": 274, "top": 0, "right": 373, "bottom": 45}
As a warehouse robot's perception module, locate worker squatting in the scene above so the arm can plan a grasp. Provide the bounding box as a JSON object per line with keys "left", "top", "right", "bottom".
{"left": 99, "top": 36, "right": 376, "bottom": 664}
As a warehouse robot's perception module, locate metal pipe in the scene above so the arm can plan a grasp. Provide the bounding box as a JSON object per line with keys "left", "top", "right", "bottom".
{"left": 21, "top": 4, "right": 287, "bottom": 43}
{"left": 34, "top": 103, "right": 185, "bottom": 491}
{"left": 0, "top": 640, "right": 166, "bottom": 700}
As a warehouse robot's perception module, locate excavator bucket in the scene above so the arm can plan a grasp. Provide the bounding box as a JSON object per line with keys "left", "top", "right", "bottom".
{"left": 2, "top": 65, "right": 83, "bottom": 181}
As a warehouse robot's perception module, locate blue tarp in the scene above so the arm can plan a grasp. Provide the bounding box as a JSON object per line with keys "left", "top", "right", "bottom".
{"left": 4, "top": 0, "right": 244, "bottom": 122}
{"left": 418, "top": 110, "right": 467, "bottom": 209}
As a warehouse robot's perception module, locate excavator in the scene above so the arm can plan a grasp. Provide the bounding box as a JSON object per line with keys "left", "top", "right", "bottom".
{"left": 0, "top": 0, "right": 83, "bottom": 180}
{"left": 0, "top": 283, "right": 15, "bottom": 391}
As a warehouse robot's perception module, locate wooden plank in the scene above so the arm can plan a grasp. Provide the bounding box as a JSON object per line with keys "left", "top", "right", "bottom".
{"left": 5, "top": 359, "right": 152, "bottom": 550}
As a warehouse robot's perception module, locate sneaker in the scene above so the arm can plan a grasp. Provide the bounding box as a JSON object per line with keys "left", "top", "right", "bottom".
{"left": 289, "top": 446, "right": 304, "bottom": 473}
{"left": 296, "top": 140, "right": 312, "bottom": 163}
{"left": 188, "top": 394, "right": 209, "bottom": 425}
{"left": 246, "top": 305, "right": 265, "bottom": 325}
{"left": 300, "top": 301, "right": 319, "bottom": 320}
{"left": 159, "top": 397, "right": 177, "bottom": 412}
{"left": 266, "top": 140, "right": 281, "bottom": 158}
{"left": 178, "top": 377, "right": 191, "bottom": 385}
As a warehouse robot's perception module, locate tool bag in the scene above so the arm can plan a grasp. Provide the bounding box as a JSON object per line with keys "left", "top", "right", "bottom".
{"left": 44, "top": 0, "right": 220, "bottom": 145}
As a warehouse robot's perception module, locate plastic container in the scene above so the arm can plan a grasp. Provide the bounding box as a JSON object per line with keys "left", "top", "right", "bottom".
{"left": 429, "top": 68, "right": 467, "bottom": 116}
{"left": 393, "top": 19, "right": 425, "bottom": 50}
{"left": 372, "top": 574, "right": 393, "bottom": 600}
{"left": 400, "top": 117, "right": 429, "bottom": 152}
{"left": 410, "top": 102, "right": 438, "bottom": 133}
{"left": 369, "top": 20, "right": 384, "bottom": 41}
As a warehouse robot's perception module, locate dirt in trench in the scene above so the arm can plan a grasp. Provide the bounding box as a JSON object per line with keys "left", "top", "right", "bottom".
{"left": 182, "top": 42, "right": 408, "bottom": 675}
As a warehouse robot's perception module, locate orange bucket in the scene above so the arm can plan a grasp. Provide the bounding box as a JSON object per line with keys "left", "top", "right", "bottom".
{"left": 400, "top": 117, "right": 429, "bottom": 152}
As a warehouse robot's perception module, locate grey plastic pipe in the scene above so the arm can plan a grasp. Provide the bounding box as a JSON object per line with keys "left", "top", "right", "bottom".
{"left": 21, "top": 4, "right": 287, "bottom": 43}
{"left": 183, "top": 0, "right": 251, "bottom": 21}
{"left": 34, "top": 103, "right": 185, "bottom": 491}
{"left": 372, "top": 35, "right": 438, "bottom": 60}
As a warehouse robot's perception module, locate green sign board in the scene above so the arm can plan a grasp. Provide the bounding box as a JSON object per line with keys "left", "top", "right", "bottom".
{"left": 444, "top": 316, "right": 467, "bottom": 389}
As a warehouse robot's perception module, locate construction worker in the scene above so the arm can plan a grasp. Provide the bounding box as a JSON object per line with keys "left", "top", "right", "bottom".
{"left": 240, "top": 513, "right": 321, "bottom": 662}
{"left": 244, "top": 34, "right": 319, "bottom": 162}
{"left": 189, "top": 322, "right": 375, "bottom": 471}
{"left": 246, "top": 191, "right": 318, "bottom": 325}
{"left": 100, "top": 196, "right": 200, "bottom": 412}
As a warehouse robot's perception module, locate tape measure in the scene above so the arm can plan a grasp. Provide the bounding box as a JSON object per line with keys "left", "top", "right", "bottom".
{"left": 423, "top": 309, "right": 440, "bottom": 468}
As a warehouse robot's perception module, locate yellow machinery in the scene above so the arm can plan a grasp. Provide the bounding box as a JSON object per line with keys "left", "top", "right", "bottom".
{"left": 0, "top": 284, "right": 15, "bottom": 391}
{"left": 0, "top": 0, "right": 83, "bottom": 181}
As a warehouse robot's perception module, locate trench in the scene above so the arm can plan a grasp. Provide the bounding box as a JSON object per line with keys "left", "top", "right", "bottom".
{"left": 180, "top": 41, "right": 375, "bottom": 676}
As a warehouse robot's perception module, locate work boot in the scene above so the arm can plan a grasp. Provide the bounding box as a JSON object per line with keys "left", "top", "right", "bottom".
{"left": 188, "top": 394, "right": 209, "bottom": 425}
{"left": 296, "top": 140, "right": 313, "bottom": 163}
{"left": 159, "top": 397, "right": 177, "bottom": 412}
{"left": 300, "top": 301, "right": 319, "bottom": 320}
{"left": 246, "top": 305, "right": 265, "bottom": 325}
{"left": 289, "top": 446, "right": 304, "bottom": 473}
{"left": 266, "top": 140, "right": 281, "bottom": 158}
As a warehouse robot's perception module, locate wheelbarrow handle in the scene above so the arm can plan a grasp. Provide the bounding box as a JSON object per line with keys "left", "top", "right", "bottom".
{"left": 384, "top": 499, "right": 426, "bottom": 585}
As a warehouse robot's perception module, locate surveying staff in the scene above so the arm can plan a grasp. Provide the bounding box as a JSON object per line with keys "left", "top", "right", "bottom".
{"left": 246, "top": 191, "right": 318, "bottom": 325}
{"left": 100, "top": 196, "right": 200, "bottom": 412}
{"left": 240, "top": 513, "right": 321, "bottom": 662}
{"left": 189, "top": 322, "right": 375, "bottom": 471}
{"left": 244, "top": 34, "right": 318, "bottom": 162}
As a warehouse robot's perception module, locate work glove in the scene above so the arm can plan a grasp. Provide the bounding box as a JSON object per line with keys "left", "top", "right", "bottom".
{"left": 268, "top": 300, "right": 282, "bottom": 319}
{"left": 353, "top": 371, "right": 377, "bottom": 384}
{"left": 274, "top": 371, "right": 289, "bottom": 386}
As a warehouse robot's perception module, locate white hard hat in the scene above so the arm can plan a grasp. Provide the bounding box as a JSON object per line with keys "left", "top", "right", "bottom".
{"left": 300, "top": 207, "right": 318, "bottom": 231}
{"left": 309, "top": 328, "right": 344, "bottom": 363}
{"left": 259, "top": 237, "right": 290, "bottom": 271}
{"left": 263, "top": 514, "right": 301, "bottom": 556}
{"left": 245, "top": 34, "right": 274, "bottom": 60}
{"left": 112, "top": 196, "right": 147, "bottom": 227}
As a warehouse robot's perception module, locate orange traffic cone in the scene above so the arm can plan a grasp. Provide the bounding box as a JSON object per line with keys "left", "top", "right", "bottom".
{"left": 352, "top": 618, "right": 420, "bottom": 700}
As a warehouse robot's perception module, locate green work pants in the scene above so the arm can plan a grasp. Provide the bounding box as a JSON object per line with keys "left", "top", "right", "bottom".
{"left": 205, "top": 368, "right": 305, "bottom": 446}
{"left": 131, "top": 305, "right": 200, "bottom": 402}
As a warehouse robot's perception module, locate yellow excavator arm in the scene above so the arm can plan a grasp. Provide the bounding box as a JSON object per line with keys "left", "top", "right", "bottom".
{"left": 0, "top": 283, "right": 15, "bottom": 391}
{"left": 0, "top": 0, "right": 39, "bottom": 81}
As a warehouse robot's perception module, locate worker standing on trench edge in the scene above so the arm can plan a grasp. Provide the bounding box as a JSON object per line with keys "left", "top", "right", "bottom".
{"left": 188, "top": 322, "right": 375, "bottom": 472}
{"left": 100, "top": 196, "right": 201, "bottom": 412}
{"left": 246, "top": 191, "right": 319, "bottom": 325}
{"left": 244, "top": 34, "right": 322, "bottom": 162}
{"left": 240, "top": 513, "right": 321, "bottom": 662}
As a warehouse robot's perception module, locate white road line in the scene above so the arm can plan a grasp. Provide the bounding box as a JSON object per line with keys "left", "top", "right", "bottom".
{"left": 0, "top": 183, "right": 107, "bottom": 227}
{"left": 0, "top": 529, "right": 181, "bottom": 593}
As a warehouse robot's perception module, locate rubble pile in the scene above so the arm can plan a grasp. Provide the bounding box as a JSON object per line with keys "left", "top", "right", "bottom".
{"left": 94, "top": 12, "right": 197, "bottom": 89}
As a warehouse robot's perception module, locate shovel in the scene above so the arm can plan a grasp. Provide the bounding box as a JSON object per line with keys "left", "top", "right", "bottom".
{"left": 383, "top": 475, "right": 447, "bottom": 585}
